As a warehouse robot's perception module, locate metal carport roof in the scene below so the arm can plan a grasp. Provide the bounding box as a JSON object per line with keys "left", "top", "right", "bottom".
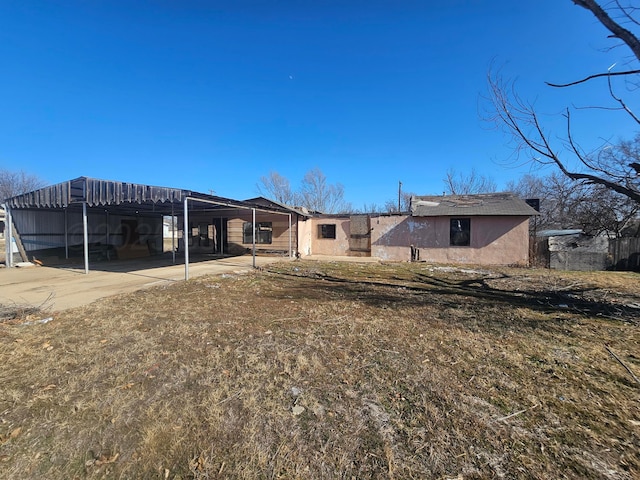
{"left": 6, "top": 177, "right": 267, "bottom": 215}
{"left": 3, "top": 177, "right": 295, "bottom": 278}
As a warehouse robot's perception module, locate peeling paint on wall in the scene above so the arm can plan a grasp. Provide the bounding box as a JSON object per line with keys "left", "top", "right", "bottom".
{"left": 301, "top": 214, "right": 531, "bottom": 266}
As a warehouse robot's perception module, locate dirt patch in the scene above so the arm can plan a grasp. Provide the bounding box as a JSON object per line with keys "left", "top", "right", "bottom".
{"left": 0, "top": 261, "right": 638, "bottom": 479}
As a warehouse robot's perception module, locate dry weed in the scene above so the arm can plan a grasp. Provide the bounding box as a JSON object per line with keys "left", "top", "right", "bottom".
{"left": 0, "top": 261, "right": 638, "bottom": 479}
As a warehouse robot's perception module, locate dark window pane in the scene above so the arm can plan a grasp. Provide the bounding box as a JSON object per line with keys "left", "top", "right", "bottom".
{"left": 450, "top": 218, "right": 470, "bottom": 246}
{"left": 318, "top": 224, "right": 336, "bottom": 239}
{"left": 243, "top": 222, "right": 272, "bottom": 244}
{"left": 243, "top": 222, "right": 253, "bottom": 244}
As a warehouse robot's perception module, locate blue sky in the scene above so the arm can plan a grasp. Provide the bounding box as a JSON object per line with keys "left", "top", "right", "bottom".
{"left": 1, "top": 1, "right": 637, "bottom": 209}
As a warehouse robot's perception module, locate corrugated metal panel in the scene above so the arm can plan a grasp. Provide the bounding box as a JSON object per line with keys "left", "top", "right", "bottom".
{"left": 83, "top": 178, "right": 184, "bottom": 206}
{"left": 11, "top": 207, "right": 164, "bottom": 252}
{"left": 8, "top": 181, "right": 71, "bottom": 208}
{"left": 7, "top": 177, "right": 186, "bottom": 209}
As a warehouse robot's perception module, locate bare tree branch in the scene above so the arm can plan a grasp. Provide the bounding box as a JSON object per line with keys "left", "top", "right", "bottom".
{"left": 0, "top": 169, "right": 45, "bottom": 202}
{"left": 256, "top": 171, "right": 298, "bottom": 206}
{"left": 573, "top": 0, "right": 640, "bottom": 60}
{"left": 443, "top": 168, "right": 497, "bottom": 195}
{"left": 485, "top": 0, "right": 640, "bottom": 206}
{"left": 615, "top": 0, "right": 640, "bottom": 28}
{"left": 607, "top": 70, "right": 640, "bottom": 124}
{"left": 546, "top": 69, "right": 640, "bottom": 87}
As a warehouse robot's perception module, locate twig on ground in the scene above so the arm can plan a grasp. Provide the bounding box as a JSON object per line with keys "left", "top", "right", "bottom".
{"left": 495, "top": 404, "right": 538, "bottom": 422}
{"left": 215, "top": 390, "right": 242, "bottom": 405}
{"left": 605, "top": 345, "right": 640, "bottom": 386}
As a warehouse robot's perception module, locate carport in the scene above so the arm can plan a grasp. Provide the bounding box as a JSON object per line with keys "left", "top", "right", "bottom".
{"left": 3, "top": 177, "right": 295, "bottom": 279}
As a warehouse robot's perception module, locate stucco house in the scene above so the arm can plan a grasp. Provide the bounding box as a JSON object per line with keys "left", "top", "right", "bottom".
{"left": 4, "top": 179, "right": 539, "bottom": 272}
{"left": 299, "top": 193, "right": 539, "bottom": 266}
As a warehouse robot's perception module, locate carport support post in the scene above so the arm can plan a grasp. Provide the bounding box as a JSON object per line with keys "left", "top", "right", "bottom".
{"left": 105, "top": 211, "right": 109, "bottom": 248}
{"left": 171, "top": 203, "right": 175, "bottom": 265}
{"left": 4, "top": 205, "right": 12, "bottom": 268}
{"left": 220, "top": 217, "right": 224, "bottom": 255}
{"left": 288, "top": 213, "right": 292, "bottom": 258}
{"left": 82, "top": 201, "right": 89, "bottom": 274}
{"left": 184, "top": 197, "right": 190, "bottom": 280}
{"left": 252, "top": 208, "right": 256, "bottom": 269}
{"left": 64, "top": 208, "right": 69, "bottom": 259}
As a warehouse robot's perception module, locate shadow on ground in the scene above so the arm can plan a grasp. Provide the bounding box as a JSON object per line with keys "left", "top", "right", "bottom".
{"left": 265, "top": 264, "right": 640, "bottom": 327}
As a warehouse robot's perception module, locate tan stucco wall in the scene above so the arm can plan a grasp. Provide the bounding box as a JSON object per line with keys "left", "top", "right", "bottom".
{"left": 297, "top": 218, "right": 313, "bottom": 256}
{"left": 299, "top": 217, "right": 351, "bottom": 257}
{"left": 370, "top": 215, "right": 530, "bottom": 265}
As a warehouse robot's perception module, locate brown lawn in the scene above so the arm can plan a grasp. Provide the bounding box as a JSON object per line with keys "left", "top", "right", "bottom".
{"left": 1, "top": 260, "right": 639, "bottom": 479}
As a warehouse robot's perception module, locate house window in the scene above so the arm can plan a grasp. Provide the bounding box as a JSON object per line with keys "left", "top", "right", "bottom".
{"left": 318, "top": 224, "right": 336, "bottom": 239}
{"left": 243, "top": 222, "right": 273, "bottom": 244}
{"left": 450, "top": 218, "right": 470, "bottom": 246}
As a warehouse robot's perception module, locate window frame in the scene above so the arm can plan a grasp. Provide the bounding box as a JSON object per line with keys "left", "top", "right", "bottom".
{"left": 449, "top": 218, "right": 471, "bottom": 247}
{"left": 243, "top": 221, "right": 273, "bottom": 245}
{"left": 317, "top": 223, "right": 337, "bottom": 239}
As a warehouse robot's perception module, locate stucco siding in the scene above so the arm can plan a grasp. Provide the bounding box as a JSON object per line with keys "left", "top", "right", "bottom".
{"left": 297, "top": 218, "right": 313, "bottom": 256}
{"left": 371, "top": 215, "right": 530, "bottom": 265}
{"left": 299, "top": 217, "right": 351, "bottom": 256}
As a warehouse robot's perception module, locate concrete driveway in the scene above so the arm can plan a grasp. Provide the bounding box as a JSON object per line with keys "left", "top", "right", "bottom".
{"left": 0, "top": 254, "right": 286, "bottom": 312}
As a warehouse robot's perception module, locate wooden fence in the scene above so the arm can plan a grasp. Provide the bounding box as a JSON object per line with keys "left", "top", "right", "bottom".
{"left": 610, "top": 237, "right": 640, "bottom": 271}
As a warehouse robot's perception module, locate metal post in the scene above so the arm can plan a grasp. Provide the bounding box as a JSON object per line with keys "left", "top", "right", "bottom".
{"left": 220, "top": 218, "right": 224, "bottom": 255}
{"left": 4, "top": 205, "right": 12, "bottom": 268}
{"left": 64, "top": 208, "right": 69, "bottom": 259}
{"left": 289, "top": 213, "right": 292, "bottom": 258}
{"left": 184, "top": 197, "right": 189, "bottom": 280}
{"left": 82, "top": 202, "right": 89, "bottom": 274}
{"left": 171, "top": 203, "right": 175, "bottom": 264}
{"left": 105, "top": 210, "right": 109, "bottom": 254}
{"left": 252, "top": 208, "right": 256, "bottom": 269}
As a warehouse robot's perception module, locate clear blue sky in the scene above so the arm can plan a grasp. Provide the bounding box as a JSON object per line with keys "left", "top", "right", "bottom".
{"left": 1, "top": 1, "right": 636, "bottom": 209}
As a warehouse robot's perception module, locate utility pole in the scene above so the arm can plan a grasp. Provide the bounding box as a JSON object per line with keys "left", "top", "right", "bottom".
{"left": 398, "top": 181, "right": 402, "bottom": 212}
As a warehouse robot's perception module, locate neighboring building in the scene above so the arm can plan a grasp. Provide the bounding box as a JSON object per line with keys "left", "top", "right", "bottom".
{"left": 534, "top": 229, "right": 640, "bottom": 271}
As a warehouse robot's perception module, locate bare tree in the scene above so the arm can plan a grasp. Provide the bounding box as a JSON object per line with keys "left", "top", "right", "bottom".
{"left": 508, "top": 171, "right": 639, "bottom": 237}
{"left": 256, "top": 168, "right": 351, "bottom": 213}
{"left": 300, "top": 168, "right": 351, "bottom": 213}
{"left": 505, "top": 174, "right": 545, "bottom": 201}
{"left": 0, "top": 169, "right": 45, "bottom": 202}
{"left": 487, "top": 0, "right": 640, "bottom": 204}
{"left": 384, "top": 191, "right": 415, "bottom": 213}
{"left": 576, "top": 185, "right": 639, "bottom": 237}
{"left": 256, "top": 171, "right": 299, "bottom": 206}
{"left": 443, "top": 168, "right": 497, "bottom": 195}
{"left": 509, "top": 172, "right": 589, "bottom": 231}
{"left": 355, "top": 202, "right": 384, "bottom": 214}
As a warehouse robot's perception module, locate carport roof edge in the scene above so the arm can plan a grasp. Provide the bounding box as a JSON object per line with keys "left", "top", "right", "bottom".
{"left": 4, "top": 176, "right": 270, "bottom": 214}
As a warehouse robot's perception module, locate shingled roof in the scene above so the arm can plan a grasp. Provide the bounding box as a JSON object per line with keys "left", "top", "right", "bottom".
{"left": 411, "top": 193, "right": 539, "bottom": 217}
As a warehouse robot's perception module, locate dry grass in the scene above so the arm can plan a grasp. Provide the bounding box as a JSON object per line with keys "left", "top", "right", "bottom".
{"left": 0, "top": 260, "right": 639, "bottom": 479}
